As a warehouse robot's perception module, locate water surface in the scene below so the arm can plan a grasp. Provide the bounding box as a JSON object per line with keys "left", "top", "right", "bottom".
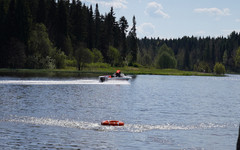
{"left": 0, "top": 75, "right": 239, "bottom": 149}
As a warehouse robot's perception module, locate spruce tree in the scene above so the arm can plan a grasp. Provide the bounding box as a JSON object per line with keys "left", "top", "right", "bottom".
{"left": 128, "top": 15, "right": 138, "bottom": 63}
{"left": 119, "top": 16, "right": 128, "bottom": 59}
{"left": 36, "top": 0, "right": 46, "bottom": 24}
{"left": 94, "top": 4, "right": 101, "bottom": 49}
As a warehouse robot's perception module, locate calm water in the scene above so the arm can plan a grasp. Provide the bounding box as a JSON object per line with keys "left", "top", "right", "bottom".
{"left": 0, "top": 75, "right": 239, "bottom": 150}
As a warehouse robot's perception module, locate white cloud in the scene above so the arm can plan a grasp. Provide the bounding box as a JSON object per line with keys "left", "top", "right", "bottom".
{"left": 144, "top": 2, "right": 170, "bottom": 18}
{"left": 137, "top": 23, "right": 156, "bottom": 37}
{"left": 194, "top": 8, "right": 231, "bottom": 17}
{"left": 82, "top": 0, "right": 127, "bottom": 9}
{"left": 236, "top": 19, "right": 240, "bottom": 22}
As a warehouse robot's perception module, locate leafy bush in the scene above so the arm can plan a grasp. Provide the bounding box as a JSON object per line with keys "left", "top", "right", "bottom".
{"left": 65, "top": 59, "right": 76, "bottom": 67}
{"left": 214, "top": 63, "right": 225, "bottom": 75}
{"left": 26, "top": 55, "right": 40, "bottom": 69}
{"left": 54, "top": 50, "right": 66, "bottom": 69}
{"left": 141, "top": 54, "right": 152, "bottom": 66}
{"left": 155, "top": 44, "right": 177, "bottom": 69}
{"left": 107, "top": 46, "right": 120, "bottom": 66}
{"left": 194, "top": 61, "right": 211, "bottom": 73}
{"left": 39, "top": 56, "right": 55, "bottom": 69}
{"left": 93, "top": 48, "right": 103, "bottom": 63}
{"left": 156, "top": 52, "right": 177, "bottom": 69}
{"left": 26, "top": 55, "right": 55, "bottom": 69}
{"left": 234, "top": 47, "right": 240, "bottom": 67}
{"left": 75, "top": 47, "right": 93, "bottom": 70}
{"left": 133, "top": 63, "right": 141, "bottom": 68}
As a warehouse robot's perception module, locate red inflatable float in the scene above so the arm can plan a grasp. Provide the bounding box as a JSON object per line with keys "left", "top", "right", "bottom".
{"left": 101, "top": 120, "right": 124, "bottom": 126}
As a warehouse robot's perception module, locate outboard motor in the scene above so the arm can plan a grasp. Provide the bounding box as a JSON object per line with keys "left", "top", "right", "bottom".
{"left": 99, "top": 76, "right": 106, "bottom": 82}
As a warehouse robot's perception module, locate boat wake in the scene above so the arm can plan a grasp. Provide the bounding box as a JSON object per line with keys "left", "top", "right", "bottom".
{"left": 1, "top": 116, "right": 237, "bottom": 133}
{"left": 0, "top": 79, "right": 130, "bottom": 85}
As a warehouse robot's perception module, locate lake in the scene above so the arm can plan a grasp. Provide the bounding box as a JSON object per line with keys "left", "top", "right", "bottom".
{"left": 0, "top": 74, "right": 239, "bottom": 149}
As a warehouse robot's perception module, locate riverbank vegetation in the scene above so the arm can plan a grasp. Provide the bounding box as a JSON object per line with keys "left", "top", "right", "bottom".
{"left": 0, "top": 67, "right": 213, "bottom": 77}
{"left": 0, "top": 0, "right": 239, "bottom": 76}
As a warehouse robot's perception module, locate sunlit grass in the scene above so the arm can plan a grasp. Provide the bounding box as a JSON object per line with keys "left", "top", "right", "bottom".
{"left": 0, "top": 65, "right": 214, "bottom": 76}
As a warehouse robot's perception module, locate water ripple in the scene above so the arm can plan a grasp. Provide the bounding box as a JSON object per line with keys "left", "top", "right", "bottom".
{"left": 1, "top": 116, "right": 237, "bottom": 133}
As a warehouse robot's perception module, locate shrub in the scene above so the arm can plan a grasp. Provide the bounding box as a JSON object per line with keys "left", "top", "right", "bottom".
{"left": 155, "top": 52, "right": 177, "bottom": 69}
{"left": 141, "top": 54, "right": 152, "bottom": 66}
{"left": 194, "top": 61, "right": 211, "bottom": 73}
{"left": 155, "top": 44, "right": 177, "bottom": 69}
{"left": 75, "top": 47, "right": 93, "bottom": 70}
{"left": 55, "top": 50, "right": 66, "bottom": 69}
{"left": 92, "top": 48, "right": 103, "bottom": 63}
{"left": 133, "top": 63, "right": 141, "bottom": 67}
{"left": 65, "top": 59, "right": 76, "bottom": 67}
{"left": 214, "top": 63, "right": 225, "bottom": 75}
{"left": 107, "top": 46, "right": 120, "bottom": 66}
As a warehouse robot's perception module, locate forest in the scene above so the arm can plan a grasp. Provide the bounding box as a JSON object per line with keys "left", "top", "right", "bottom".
{"left": 1, "top": 0, "right": 240, "bottom": 73}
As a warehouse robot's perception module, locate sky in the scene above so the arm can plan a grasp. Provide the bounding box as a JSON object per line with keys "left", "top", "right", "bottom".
{"left": 81, "top": 0, "right": 240, "bottom": 39}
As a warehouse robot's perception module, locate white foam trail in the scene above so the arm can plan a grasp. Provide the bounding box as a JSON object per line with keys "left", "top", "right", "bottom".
{"left": 0, "top": 79, "right": 130, "bottom": 85}
{"left": 7, "top": 117, "right": 101, "bottom": 130}
{"left": 2, "top": 116, "right": 236, "bottom": 133}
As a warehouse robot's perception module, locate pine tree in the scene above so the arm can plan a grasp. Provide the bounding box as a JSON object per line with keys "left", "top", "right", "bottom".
{"left": 71, "top": 0, "right": 82, "bottom": 44}
{"left": 46, "top": 0, "right": 57, "bottom": 43}
{"left": 0, "top": 0, "right": 6, "bottom": 45}
{"left": 87, "top": 5, "right": 94, "bottom": 50}
{"left": 56, "top": 0, "right": 72, "bottom": 55}
{"left": 81, "top": 4, "right": 89, "bottom": 43}
{"left": 128, "top": 15, "right": 138, "bottom": 63}
{"left": 119, "top": 16, "right": 128, "bottom": 59}
{"left": 15, "top": 0, "right": 32, "bottom": 44}
{"left": 36, "top": 0, "right": 46, "bottom": 24}
{"left": 105, "top": 7, "right": 116, "bottom": 46}
{"left": 94, "top": 4, "right": 101, "bottom": 49}
{"left": 183, "top": 48, "right": 190, "bottom": 70}
{"left": 5, "top": 0, "right": 17, "bottom": 40}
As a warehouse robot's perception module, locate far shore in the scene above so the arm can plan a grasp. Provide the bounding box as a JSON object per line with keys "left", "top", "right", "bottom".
{"left": 0, "top": 67, "right": 219, "bottom": 77}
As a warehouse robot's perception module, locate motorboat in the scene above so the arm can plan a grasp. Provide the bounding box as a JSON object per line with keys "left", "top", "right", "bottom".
{"left": 99, "top": 72, "right": 132, "bottom": 82}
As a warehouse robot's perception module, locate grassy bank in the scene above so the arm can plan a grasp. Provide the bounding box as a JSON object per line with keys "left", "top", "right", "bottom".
{"left": 0, "top": 66, "right": 214, "bottom": 77}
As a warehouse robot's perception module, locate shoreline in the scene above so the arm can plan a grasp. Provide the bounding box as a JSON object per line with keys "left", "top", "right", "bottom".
{"left": 0, "top": 67, "right": 217, "bottom": 77}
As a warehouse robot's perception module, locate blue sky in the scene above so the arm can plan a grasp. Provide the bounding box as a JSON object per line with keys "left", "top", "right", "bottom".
{"left": 81, "top": 0, "right": 240, "bottom": 39}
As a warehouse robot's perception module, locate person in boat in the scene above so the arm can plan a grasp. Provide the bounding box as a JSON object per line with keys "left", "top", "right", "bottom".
{"left": 115, "top": 70, "right": 121, "bottom": 77}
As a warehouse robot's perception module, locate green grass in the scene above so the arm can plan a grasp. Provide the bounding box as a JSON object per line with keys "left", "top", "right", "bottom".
{"left": 0, "top": 66, "right": 214, "bottom": 77}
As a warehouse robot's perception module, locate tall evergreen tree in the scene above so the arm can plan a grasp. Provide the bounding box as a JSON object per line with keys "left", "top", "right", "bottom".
{"left": 36, "top": 0, "right": 46, "bottom": 24}
{"left": 81, "top": 4, "right": 89, "bottom": 43}
{"left": 15, "top": 0, "right": 32, "bottom": 44}
{"left": 55, "top": 0, "right": 72, "bottom": 55}
{"left": 87, "top": 5, "right": 94, "bottom": 50}
{"left": 128, "top": 15, "right": 138, "bottom": 63}
{"left": 119, "top": 16, "right": 128, "bottom": 59}
{"left": 0, "top": 0, "right": 6, "bottom": 45}
{"left": 70, "top": 0, "right": 82, "bottom": 45}
{"left": 105, "top": 7, "right": 116, "bottom": 46}
{"left": 99, "top": 15, "right": 108, "bottom": 60}
{"left": 5, "top": 0, "right": 17, "bottom": 40}
{"left": 46, "top": 0, "right": 57, "bottom": 43}
{"left": 94, "top": 4, "right": 101, "bottom": 49}
{"left": 183, "top": 48, "right": 190, "bottom": 70}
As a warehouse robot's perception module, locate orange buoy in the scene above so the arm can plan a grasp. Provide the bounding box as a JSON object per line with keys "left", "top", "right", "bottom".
{"left": 101, "top": 120, "right": 124, "bottom": 126}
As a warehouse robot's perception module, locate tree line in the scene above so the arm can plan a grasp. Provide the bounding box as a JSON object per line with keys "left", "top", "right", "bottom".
{"left": 0, "top": 0, "right": 137, "bottom": 70}
{"left": 0, "top": 0, "right": 240, "bottom": 73}
{"left": 138, "top": 32, "right": 240, "bottom": 73}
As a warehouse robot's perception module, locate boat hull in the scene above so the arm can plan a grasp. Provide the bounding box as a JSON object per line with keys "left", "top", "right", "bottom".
{"left": 99, "top": 75, "right": 131, "bottom": 82}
